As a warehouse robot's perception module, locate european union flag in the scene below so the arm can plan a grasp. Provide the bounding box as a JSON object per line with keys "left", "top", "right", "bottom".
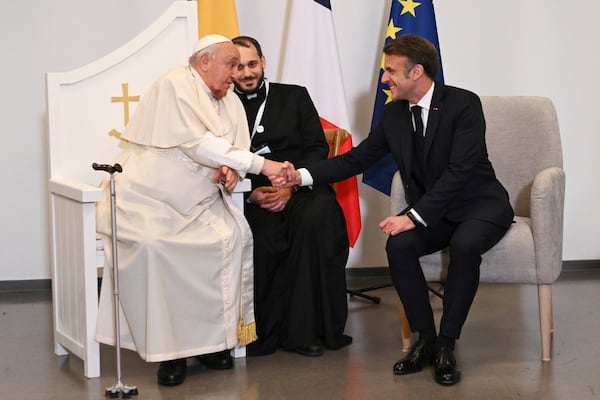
{"left": 362, "top": 0, "right": 444, "bottom": 195}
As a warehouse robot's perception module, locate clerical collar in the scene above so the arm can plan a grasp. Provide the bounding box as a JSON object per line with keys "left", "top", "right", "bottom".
{"left": 235, "top": 79, "right": 267, "bottom": 101}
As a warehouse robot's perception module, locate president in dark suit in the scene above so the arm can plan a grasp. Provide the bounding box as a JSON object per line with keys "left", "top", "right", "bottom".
{"left": 278, "top": 34, "right": 513, "bottom": 385}
{"left": 232, "top": 36, "right": 352, "bottom": 358}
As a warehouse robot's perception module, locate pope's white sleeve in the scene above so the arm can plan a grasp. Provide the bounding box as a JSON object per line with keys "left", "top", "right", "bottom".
{"left": 179, "top": 132, "right": 264, "bottom": 176}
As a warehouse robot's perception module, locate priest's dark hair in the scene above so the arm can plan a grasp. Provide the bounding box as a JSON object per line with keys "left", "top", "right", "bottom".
{"left": 232, "top": 35, "right": 264, "bottom": 58}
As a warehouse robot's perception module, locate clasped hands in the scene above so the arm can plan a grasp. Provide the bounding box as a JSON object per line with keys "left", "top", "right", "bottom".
{"left": 213, "top": 160, "right": 299, "bottom": 192}
{"left": 262, "top": 160, "right": 418, "bottom": 236}
{"left": 261, "top": 159, "right": 301, "bottom": 188}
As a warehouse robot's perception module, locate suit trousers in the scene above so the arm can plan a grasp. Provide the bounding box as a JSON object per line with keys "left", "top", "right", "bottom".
{"left": 385, "top": 218, "right": 508, "bottom": 339}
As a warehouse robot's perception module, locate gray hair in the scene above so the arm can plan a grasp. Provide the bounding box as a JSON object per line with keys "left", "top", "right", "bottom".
{"left": 189, "top": 43, "right": 220, "bottom": 65}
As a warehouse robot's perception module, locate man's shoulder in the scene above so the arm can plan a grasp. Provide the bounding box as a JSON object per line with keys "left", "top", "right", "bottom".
{"left": 157, "top": 66, "right": 188, "bottom": 82}
{"left": 149, "top": 66, "right": 190, "bottom": 92}
{"left": 269, "top": 81, "right": 307, "bottom": 93}
{"left": 433, "top": 84, "right": 484, "bottom": 120}
{"left": 268, "top": 82, "right": 313, "bottom": 104}
{"left": 137, "top": 66, "right": 189, "bottom": 101}
{"left": 436, "top": 83, "right": 480, "bottom": 103}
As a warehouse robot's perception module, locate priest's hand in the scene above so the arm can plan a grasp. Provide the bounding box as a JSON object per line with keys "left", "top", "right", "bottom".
{"left": 214, "top": 166, "right": 239, "bottom": 192}
{"left": 247, "top": 186, "right": 294, "bottom": 212}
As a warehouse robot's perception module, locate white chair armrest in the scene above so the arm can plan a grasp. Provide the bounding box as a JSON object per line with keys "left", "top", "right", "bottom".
{"left": 233, "top": 178, "right": 251, "bottom": 194}
{"left": 49, "top": 178, "right": 102, "bottom": 203}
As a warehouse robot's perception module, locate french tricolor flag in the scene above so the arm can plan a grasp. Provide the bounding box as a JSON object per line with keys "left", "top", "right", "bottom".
{"left": 278, "top": 0, "right": 361, "bottom": 247}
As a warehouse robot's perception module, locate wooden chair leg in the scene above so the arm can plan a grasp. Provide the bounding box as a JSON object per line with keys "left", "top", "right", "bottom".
{"left": 538, "top": 284, "right": 553, "bottom": 361}
{"left": 397, "top": 300, "right": 412, "bottom": 352}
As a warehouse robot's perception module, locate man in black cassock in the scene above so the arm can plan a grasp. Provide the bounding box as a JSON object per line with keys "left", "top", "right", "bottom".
{"left": 232, "top": 35, "right": 352, "bottom": 357}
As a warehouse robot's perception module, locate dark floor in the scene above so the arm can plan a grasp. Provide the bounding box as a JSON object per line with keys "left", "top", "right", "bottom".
{"left": 1, "top": 269, "right": 599, "bottom": 400}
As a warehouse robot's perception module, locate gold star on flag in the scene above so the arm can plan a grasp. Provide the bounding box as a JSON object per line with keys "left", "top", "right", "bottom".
{"left": 383, "top": 89, "right": 393, "bottom": 104}
{"left": 386, "top": 19, "right": 402, "bottom": 40}
{"left": 398, "top": 0, "right": 421, "bottom": 17}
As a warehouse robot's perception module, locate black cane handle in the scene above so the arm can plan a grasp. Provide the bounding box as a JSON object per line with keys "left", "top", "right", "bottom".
{"left": 92, "top": 162, "right": 123, "bottom": 174}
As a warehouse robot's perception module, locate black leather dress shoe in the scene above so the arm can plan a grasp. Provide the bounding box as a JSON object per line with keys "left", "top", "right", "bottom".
{"left": 434, "top": 346, "right": 461, "bottom": 385}
{"left": 295, "top": 344, "right": 324, "bottom": 357}
{"left": 196, "top": 349, "right": 233, "bottom": 370}
{"left": 157, "top": 358, "right": 186, "bottom": 386}
{"left": 393, "top": 338, "right": 434, "bottom": 375}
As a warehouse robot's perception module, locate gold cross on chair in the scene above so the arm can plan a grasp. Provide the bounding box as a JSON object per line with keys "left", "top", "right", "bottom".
{"left": 109, "top": 83, "right": 140, "bottom": 138}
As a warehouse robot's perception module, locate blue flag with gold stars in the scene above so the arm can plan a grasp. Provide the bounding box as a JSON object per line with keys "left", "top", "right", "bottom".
{"left": 362, "top": 0, "right": 444, "bottom": 195}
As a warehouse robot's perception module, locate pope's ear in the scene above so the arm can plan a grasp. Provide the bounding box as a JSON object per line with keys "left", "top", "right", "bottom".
{"left": 261, "top": 55, "right": 267, "bottom": 70}
{"left": 197, "top": 52, "right": 210, "bottom": 71}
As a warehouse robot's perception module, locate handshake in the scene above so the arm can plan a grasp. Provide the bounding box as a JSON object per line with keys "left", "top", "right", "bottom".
{"left": 262, "top": 160, "right": 301, "bottom": 189}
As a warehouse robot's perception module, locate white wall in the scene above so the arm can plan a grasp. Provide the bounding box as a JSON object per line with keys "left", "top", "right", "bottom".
{"left": 0, "top": 0, "right": 597, "bottom": 280}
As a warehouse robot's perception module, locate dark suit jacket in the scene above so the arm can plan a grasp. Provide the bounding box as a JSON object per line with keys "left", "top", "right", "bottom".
{"left": 239, "top": 82, "right": 330, "bottom": 189}
{"left": 308, "top": 83, "right": 514, "bottom": 229}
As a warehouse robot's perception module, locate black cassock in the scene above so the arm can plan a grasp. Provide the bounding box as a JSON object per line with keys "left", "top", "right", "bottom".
{"left": 237, "top": 81, "right": 352, "bottom": 354}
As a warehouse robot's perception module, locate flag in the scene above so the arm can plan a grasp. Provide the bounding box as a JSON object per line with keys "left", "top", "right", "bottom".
{"left": 197, "top": 0, "right": 239, "bottom": 39}
{"left": 362, "top": 0, "right": 444, "bottom": 195}
{"left": 279, "top": 0, "right": 361, "bottom": 247}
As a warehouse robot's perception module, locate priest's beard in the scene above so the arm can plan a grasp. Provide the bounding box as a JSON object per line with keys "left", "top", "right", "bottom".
{"left": 234, "top": 71, "right": 265, "bottom": 95}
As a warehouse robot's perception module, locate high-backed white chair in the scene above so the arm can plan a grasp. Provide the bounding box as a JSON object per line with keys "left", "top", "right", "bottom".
{"left": 46, "top": 2, "right": 249, "bottom": 378}
{"left": 390, "top": 96, "right": 565, "bottom": 361}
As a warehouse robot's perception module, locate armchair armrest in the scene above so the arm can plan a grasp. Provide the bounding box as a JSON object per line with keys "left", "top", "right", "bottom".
{"left": 229, "top": 178, "right": 251, "bottom": 211}
{"left": 49, "top": 177, "right": 251, "bottom": 204}
{"left": 530, "top": 167, "right": 566, "bottom": 283}
{"left": 233, "top": 178, "right": 251, "bottom": 194}
{"left": 390, "top": 171, "right": 409, "bottom": 215}
{"left": 49, "top": 178, "right": 102, "bottom": 203}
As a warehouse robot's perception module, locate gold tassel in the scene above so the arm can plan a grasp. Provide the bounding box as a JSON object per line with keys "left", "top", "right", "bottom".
{"left": 237, "top": 319, "right": 258, "bottom": 346}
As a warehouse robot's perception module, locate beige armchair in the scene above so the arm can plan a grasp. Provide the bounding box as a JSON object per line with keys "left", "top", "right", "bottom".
{"left": 390, "top": 96, "right": 565, "bottom": 361}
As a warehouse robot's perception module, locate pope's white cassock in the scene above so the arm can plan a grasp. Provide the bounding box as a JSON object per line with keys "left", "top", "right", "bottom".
{"left": 95, "top": 62, "right": 263, "bottom": 362}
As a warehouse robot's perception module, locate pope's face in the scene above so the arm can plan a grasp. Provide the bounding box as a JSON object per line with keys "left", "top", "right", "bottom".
{"left": 204, "top": 42, "right": 241, "bottom": 100}
{"left": 233, "top": 45, "right": 266, "bottom": 94}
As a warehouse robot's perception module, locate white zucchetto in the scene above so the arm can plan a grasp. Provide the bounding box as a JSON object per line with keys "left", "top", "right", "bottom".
{"left": 192, "top": 34, "right": 232, "bottom": 54}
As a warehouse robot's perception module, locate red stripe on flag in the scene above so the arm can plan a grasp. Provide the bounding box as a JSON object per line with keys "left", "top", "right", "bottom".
{"left": 320, "top": 118, "right": 361, "bottom": 248}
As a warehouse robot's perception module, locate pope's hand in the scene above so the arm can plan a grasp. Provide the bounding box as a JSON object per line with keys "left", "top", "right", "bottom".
{"left": 214, "top": 166, "right": 239, "bottom": 192}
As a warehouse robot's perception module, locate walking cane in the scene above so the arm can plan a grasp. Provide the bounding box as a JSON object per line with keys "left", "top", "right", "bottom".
{"left": 92, "top": 162, "right": 138, "bottom": 399}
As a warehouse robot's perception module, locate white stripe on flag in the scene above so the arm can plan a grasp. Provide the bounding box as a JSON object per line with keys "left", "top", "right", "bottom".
{"left": 279, "top": 0, "right": 350, "bottom": 130}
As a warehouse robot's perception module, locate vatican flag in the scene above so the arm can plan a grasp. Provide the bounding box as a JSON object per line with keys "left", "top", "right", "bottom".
{"left": 197, "top": 0, "right": 239, "bottom": 39}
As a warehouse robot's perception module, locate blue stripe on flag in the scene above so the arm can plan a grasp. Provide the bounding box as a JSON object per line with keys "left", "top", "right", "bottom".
{"left": 313, "top": 0, "right": 331, "bottom": 10}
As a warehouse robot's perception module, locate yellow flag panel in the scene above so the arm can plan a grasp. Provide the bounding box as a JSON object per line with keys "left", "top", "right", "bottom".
{"left": 197, "top": 0, "right": 240, "bottom": 39}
